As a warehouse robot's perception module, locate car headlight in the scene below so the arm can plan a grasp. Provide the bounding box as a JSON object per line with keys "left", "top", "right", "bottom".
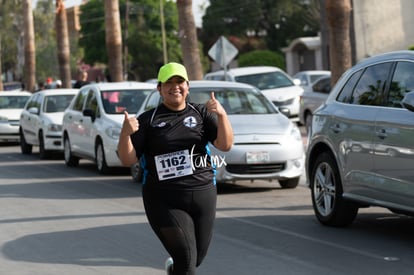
{"left": 105, "top": 126, "right": 121, "bottom": 139}
{"left": 0, "top": 116, "right": 8, "bottom": 122}
{"left": 47, "top": 124, "right": 62, "bottom": 132}
{"left": 290, "top": 125, "right": 302, "bottom": 142}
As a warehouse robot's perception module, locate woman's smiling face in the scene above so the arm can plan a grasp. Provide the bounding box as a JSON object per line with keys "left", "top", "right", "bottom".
{"left": 158, "top": 76, "right": 189, "bottom": 111}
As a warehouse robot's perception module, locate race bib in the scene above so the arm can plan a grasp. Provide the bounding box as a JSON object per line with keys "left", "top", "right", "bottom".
{"left": 154, "top": 149, "right": 193, "bottom": 181}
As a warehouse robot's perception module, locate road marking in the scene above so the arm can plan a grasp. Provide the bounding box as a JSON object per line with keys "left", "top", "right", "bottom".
{"left": 216, "top": 212, "right": 388, "bottom": 261}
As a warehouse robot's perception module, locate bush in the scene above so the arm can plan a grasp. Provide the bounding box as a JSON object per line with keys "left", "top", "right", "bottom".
{"left": 409, "top": 45, "right": 414, "bottom": 51}
{"left": 238, "top": 50, "right": 285, "bottom": 70}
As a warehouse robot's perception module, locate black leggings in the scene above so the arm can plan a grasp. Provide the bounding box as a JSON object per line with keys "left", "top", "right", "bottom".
{"left": 142, "top": 185, "right": 217, "bottom": 275}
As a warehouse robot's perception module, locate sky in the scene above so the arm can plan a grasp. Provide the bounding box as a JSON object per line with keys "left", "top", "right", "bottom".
{"left": 32, "top": 0, "right": 210, "bottom": 27}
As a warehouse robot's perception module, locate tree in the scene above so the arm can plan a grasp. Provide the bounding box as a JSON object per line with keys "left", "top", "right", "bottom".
{"left": 79, "top": 0, "right": 182, "bottom": 81}
{"left": 0, "top": 0, "right": 21, "bottom": 90}
{"left": 0, "top": 34, "right": 3, "bottom": 91}
{"left": 0, "top": 1, "right": 4, "bottom": 91}
{"left": 104, "top": 0, "right": 123, "bottom": 82}
{"left": 34, "top": 1, "right": 60, "bottom": 84}
{"left": 23, "top": 0, "right": 36, "bottom": 92}
{"left": 201, "top": 0, "right": 320, "bottom": 55}
{"left": 55, "top": 0, "right": 71, "bottom": 88}
{"left": 326, "top": 0, "right": 352, "bottom": 85}
{"left": 176, "top": 0, "right": 203, "bottom": 80}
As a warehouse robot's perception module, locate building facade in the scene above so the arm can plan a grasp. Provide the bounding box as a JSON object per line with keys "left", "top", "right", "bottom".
{"left": 284, "top": 0, "right": 414, "bottom": 76}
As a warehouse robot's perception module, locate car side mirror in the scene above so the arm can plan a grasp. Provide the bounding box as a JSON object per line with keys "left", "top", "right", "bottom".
{"left": 83, "top": 108, "right": 96, "bottom": 122}
{"left": 278, "top": 107, "right": 291, "bottom": 117}
{"left": 28, "top": 107, "right": 39, "bottom": 115}
{"left": 401, "top": 91, "right": 414, "bottom": 112}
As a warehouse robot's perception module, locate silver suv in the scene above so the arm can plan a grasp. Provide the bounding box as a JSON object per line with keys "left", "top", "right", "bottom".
{"left": 306, "top": 51, "right": 414, "bottom": 226}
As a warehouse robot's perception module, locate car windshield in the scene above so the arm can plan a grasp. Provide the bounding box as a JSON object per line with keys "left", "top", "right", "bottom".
{"left": 101, "top": 89, "right": 153, "bottom": 114}
{"left": 188, "top": 87, "right": 277, "bottom": 115}
{"left": 43, "top": 95, "right": 75, "bottom": 113}
{"left": 0, "top": 95, "right": 30, "bottom": 109}
{"left": 235, "top": 71, "right": 294, "bottom": 90}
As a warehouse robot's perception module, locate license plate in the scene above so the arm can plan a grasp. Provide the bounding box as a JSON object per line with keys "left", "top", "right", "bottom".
{"left": 246, "top": 151, "right": 270, "bottom": 164}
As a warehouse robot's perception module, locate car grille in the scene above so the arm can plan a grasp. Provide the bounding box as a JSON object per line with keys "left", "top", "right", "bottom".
{"left": 226, "top": 163, "right": 286, "bottom": 174}
{"left": 272, "top": 98, "right": 294, "bottom": 106}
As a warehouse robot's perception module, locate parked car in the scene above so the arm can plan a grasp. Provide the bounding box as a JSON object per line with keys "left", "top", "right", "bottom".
{"left": 133, "top": 80, "right": 305, "bottom": 188}
{"left": 204, "top": 66, "right": 304, "bottom": 122}
{"left": 306, "top": 50, "right": 414, "bottom": 227}
{"left": 292, "top": 70, "right": 331, "bottom": 90}
{"left": 0, "top": 91, "right": 31, "bottom": 142}
{"left": 62, "top": 82, "right": 155, "bottom": 174}
{"left": 19, "top": 88, "right": 78, "bottom": 158}
{"left": 299, "top": 75, "right": 331, "bottom": 132}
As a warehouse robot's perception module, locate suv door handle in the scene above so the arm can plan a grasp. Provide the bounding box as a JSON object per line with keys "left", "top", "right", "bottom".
{"left": 376, "top": 128, "right": 387, "bottom": 139}
{"left": 330, "top": 124, "right": 341, "bottom": 134}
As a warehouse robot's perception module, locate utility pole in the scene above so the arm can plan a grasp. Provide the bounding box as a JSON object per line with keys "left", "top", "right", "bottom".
{"left": 160, "top": 0, "right": 168, "bottom": 64}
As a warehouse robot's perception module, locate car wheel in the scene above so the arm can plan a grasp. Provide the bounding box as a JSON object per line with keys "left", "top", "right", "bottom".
{"left": 310, "top": 151, "right": 358, "bottom": 227}
{"left": 96, "top": 141, "right": 110, "bottom": 174}
{"left": 305, "top": 113, "right": 313, "bottom": 134}
{"left": 131, "top": 161, "right": 143, "bottom": 183}
{"left": 64, "top": 136, "right": 79, "bottom": 167}
{"left": 20, "top": 129, "right": 32, "bottom": 154}
{"left": 279, "top": 177, "right": 299, "bottom": 189}
{"left": 38, "top": 131, "right": 50, "bottom": 159}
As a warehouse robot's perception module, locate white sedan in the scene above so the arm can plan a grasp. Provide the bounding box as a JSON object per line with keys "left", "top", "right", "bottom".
{"left": 19, "top": 88, "right": 78, "bottom": 158}
{"left": 133, "top": 80, "right": 305, "bottom": 188}
{"left": 0, "top": 91, "right": 31, "bottom": 142}
{"left": 62, "top": 82, "right": 155, "bottom": 174}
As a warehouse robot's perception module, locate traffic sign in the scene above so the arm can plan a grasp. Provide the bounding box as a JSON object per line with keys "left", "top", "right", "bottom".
{"left": 208, "top": 36, "right": 238, "bottom": 68}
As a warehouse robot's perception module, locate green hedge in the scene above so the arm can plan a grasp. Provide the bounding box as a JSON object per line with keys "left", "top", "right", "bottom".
{"left": 238, "top": 50, "right": 285, "bottom": 70}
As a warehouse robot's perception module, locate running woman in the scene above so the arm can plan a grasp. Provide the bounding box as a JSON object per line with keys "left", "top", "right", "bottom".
{"left": 117, "top": 62, "right": 233, "bottom": 275}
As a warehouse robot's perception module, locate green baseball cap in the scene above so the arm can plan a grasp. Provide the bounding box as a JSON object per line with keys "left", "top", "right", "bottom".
{"left": 157, "top": 62, "right": 189, "bottom": 83}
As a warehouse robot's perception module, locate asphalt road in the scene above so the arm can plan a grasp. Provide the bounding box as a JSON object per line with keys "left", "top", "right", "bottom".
{"left": 0, "top": 141, "right": 413, "bottom": 275}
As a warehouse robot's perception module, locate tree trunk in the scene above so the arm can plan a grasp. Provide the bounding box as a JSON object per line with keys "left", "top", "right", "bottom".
{"left": 176, "top": 0, "right": 203, "bottom": 80}
{"left": 0, "top": 35, "right": 3, "bottom": 91}
{"left": 23, "top": 0, "right": 36, "bottom": 92}
{"left": 55, "top": 0, "right": 72, "bottom": 88}
{"left": 104, "top": 0, "right": 123, "bottom": 82}
{"left": 326, "top": 0, "right": 352, "bottom": 85}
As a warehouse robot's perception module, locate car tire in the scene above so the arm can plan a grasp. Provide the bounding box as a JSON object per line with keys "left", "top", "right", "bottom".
{"left": 20, "top": 129, "right": 32, "bottom": 155}
{"left": 279, "top": 177, "right": 299, "bottom": 189}
{"left": 96, "top": 141, "right": 110, "bottom": 174}
{"left": 64, "top": 136, "right": 79, "bottom": 167}
{"left": 131, "top": 161, "right": 143, "bottom": 183}
{"left": 38, "top": 131, "right": 50, "bottom": 159}
{"left": 310, "top": 151, "right": 359, "bottom": 227}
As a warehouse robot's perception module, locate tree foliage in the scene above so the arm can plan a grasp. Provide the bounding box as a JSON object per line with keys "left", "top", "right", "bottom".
{"left": 0, "top": 0, "right": 24, "bottom": 82}
{"left": 238, "top": 50, "right": 285, "bottom": 69}
{"left": 79, "top": 0, "right": 181, "bottom": 81}
{"left": 33, "top": 1, "right": 58, "bottom": 83}
{"left": 201, "top": 0, "right": 321, "bottom": 55}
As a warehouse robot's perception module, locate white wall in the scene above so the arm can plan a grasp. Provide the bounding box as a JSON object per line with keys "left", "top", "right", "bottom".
{"left": 353, "top": 0, "right": 414, "bottom": 61}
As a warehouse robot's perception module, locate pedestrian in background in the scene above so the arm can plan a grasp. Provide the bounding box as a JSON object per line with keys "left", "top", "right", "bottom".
{"left": 73, "top": 71, "right": 89, "bottom": 88}
{"left": 117, "top": 62, "right": 233, "bottom": 275}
